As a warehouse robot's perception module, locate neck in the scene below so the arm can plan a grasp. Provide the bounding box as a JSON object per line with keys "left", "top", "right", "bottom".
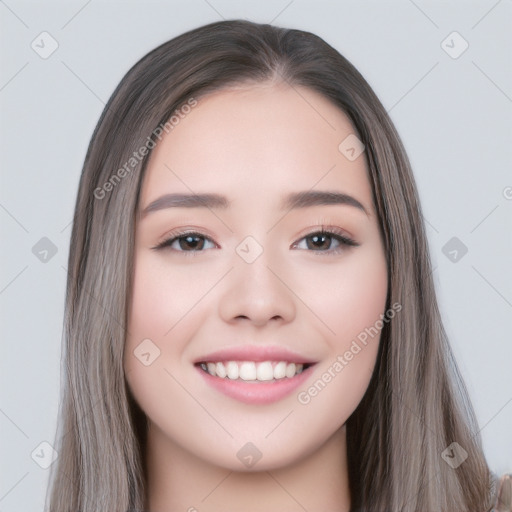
{"left": 144, "top": 423, "right": 351, "bottom": 512}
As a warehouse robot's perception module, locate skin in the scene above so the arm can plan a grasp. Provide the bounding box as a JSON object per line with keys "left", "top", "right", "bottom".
{"left": 124, "top": 81, "right": 388, "bottom": 512}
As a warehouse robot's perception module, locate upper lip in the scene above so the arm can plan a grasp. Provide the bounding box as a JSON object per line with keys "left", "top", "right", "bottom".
{"left": 194, "top": 345, "right": 317, "bottom": 365}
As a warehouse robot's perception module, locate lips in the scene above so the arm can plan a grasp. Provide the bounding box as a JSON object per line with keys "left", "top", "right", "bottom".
{"left": 193, "top": 345, "right": 316, "bottom": 365}
{"left": 194, "top": 345, "right": 317, "bottom": 404}
{"left": 198, "top": 360, "right": 308, "bottom": 381}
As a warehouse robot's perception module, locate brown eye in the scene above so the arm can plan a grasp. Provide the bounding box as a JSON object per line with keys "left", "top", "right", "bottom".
{"left": 306, "top": 233, "right": 335, "bottom": 251}
{"left": 175, "top": 234, "right": 207, "bottom": 251}
{"left": 294, "top": 229, "right": 359, "bottom": 255}
{"left": 153, "top": 231, "right": 216, "bottom": 252}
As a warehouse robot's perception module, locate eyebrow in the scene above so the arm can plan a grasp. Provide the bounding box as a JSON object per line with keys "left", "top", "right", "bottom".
{"left": 140, "top": 190, "right": 369, "bottom": 218}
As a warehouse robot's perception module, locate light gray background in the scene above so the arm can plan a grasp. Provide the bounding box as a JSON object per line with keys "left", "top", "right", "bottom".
{"left": 1, "top": 1, "right": 511, "bottom": 510}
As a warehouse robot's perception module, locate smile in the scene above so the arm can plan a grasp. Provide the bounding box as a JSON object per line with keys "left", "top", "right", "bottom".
{"left": 195, "top": 360, "right": 315, "bottom": 405}
{"left": 198, "top": 360, "right": 310, "bottom": 381}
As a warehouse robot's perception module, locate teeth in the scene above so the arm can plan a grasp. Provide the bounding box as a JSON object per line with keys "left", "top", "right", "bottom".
{"left": 285, "top": 363, "right": 296, "bottom": 378}
{"left": 274, "top": 361, "right": 287, "bottom": 379}
{"left": 256, "top": 361, "right": 274, "bottom": 381}
{"left": 226, "top": 361, "right": 239, "bottom": 380}
{"left": 239, "top": 362, "right": 256, "bottom": 380}
{"left": 207, "top": 362, "right": 216, "bottom": 376}
{"left": 200, "top": 361, "right": 305, "bottom": 381}
{"left": 215, "top": 362, "right": 226, "bottom": 378}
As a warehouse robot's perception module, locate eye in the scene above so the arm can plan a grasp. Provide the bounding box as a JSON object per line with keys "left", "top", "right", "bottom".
{"left": 152, "top": 226, "right": 359, "bottom": 255}
{"left": 152, "top": 231, "right": 216, "bottom": 253}
{"left": 293, "top": 227, "right": 359, "bottom": 255}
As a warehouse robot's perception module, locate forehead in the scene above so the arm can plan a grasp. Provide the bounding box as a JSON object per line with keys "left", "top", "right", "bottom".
{"left": 139, "top": 82, "right": 372, "bottom": 213}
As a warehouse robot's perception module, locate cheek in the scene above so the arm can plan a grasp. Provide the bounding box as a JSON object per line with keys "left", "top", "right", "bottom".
{"left": 127, "top": 257, "right": 184, "bottom": 340}
{"left": 332, "top": 260, "right": 388, "bottom": 347}
{"left": 123, "top": 257, "right": 202, "bottom": 440}
{"left": 126, "top": 254, "right": 212, "bottom": 354}
{"left": 291, "top": 242, "right": 388, "bottom": 415}
{"left": 124, "top": 253, "right": 223, "bottom": 419}
{"left": 124, "top": 255, "right": 189, "bottom": 392}
{"left": 298, "top": 243, "right": 388, "bottom": 349}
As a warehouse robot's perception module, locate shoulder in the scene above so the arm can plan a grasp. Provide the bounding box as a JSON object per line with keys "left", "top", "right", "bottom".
{"left": 487, "top": 472, "right": 511, "bottom": 512}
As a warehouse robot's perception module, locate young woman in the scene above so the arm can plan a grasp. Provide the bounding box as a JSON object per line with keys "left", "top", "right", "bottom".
{"left": 45, "top": 19, "right": 509, "bottom": 512}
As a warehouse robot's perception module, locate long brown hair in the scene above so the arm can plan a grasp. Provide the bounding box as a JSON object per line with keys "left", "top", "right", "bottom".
{"left": 46, "top": 19, "right": 495, "bottom": 511}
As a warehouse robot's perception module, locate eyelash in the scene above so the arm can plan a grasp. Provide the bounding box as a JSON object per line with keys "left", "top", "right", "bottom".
{"left": 151, "top": 226, "right": 359, "bottom": 256}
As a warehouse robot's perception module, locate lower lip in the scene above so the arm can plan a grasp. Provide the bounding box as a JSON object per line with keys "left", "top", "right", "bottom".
{"left": 196, "top": 365, "right": 315, "bottom": 405}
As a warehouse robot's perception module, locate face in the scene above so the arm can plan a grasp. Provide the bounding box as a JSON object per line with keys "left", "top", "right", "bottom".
{"left": 124, "top": 81, "right": 388, "bottom": 471}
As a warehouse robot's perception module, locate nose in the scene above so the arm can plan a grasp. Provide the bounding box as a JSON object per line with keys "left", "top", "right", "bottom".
{"left": 217, "top": 250, "right": 297, "bottom": 328}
